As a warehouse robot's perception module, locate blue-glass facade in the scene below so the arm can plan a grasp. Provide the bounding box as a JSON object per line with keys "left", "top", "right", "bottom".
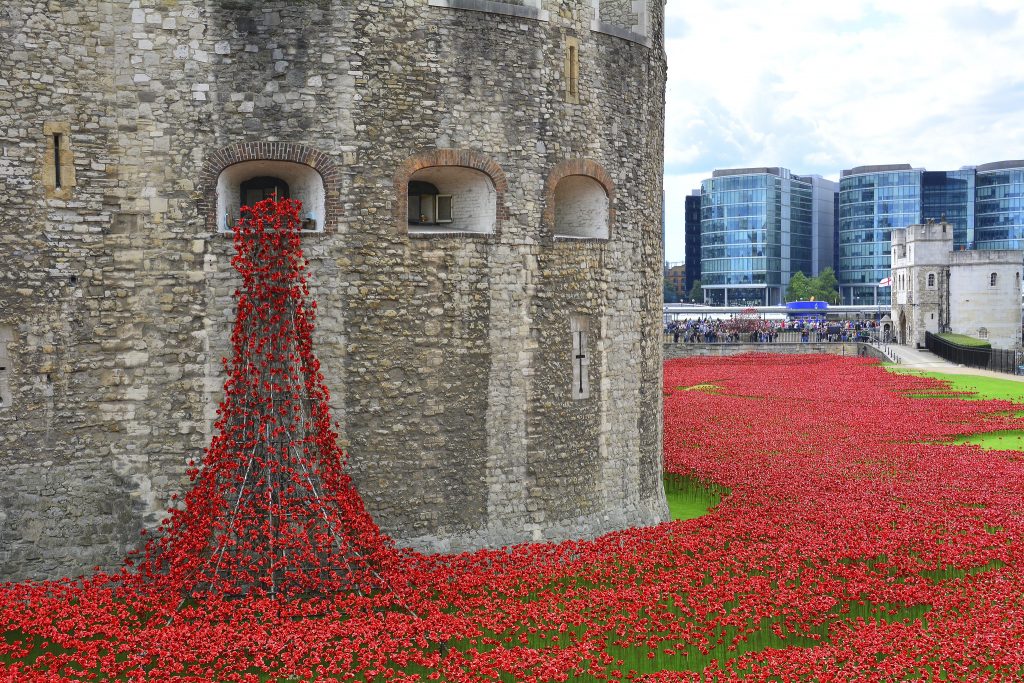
{"left": 922, "top": 170, "right": 974, "bottom": 249}
{"left": 838, "top": 166, "right": 921, "bottom": 306}
{"left": 684, "top": 192, "right": 702, "bottom": 294}
{"left": 700, "top": 168, "right": 813, "bottom": 306}
{"left": 976, "top": 164, "right": 1024, "bottom": 250}
{"left": 838, "top": 161, "right": 1024, "bottom": 304}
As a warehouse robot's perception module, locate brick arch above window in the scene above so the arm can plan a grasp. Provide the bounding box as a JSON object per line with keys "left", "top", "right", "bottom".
{"left": 542, "top": 159, "right": 615, "bottom": 242}
{"left": 198, "top": 142, "right": 341, "bottom": 233}
{"left": 393, "top": 149, "right": 509, "bottom": 237}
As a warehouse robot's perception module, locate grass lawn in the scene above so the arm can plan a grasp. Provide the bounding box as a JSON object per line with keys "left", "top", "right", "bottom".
{"left": 889, "top": 368, "right": 1024, "bottom": 450}
{"left": 663, "top": 474, "right": 724, "bottom": 521}
{"left": 888, "top": 369, "right": 1024, "bottom": 402}
{"left": 935, "top": 333, "right": 991, "bottom": 348}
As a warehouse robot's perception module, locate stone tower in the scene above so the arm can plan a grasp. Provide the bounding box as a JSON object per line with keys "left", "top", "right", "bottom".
{"left": 891, "top": 220, "right": 1022, "bottom": 348}
{"left": 0, "top": 0, "right": 668, "bottom": 580}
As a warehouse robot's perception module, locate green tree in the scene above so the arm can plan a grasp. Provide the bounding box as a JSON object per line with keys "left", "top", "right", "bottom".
{"left": 812, "top": 267, "right": 841, "bottom": 304}
{"left": 787, "top": 269, "right": 841, "bottom": 304}
{"left": 688, "top": 279, "right": 703, "bottom": 302}
{"left": 786, "top": 271, "right": 814, "bottom": 302}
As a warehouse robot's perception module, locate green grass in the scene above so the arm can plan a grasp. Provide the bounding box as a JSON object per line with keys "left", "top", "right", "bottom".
{"left": 663, "top": 474, "right": 728, "bottom": 522}
{"left": 888, "top": 370, "right": 1024, "bottom": 402}
{"left": 889, "top": 369, "right": 1024, "bottom": 451}
{"left": 935, "top": 333, "right": 992, "bottom": 349}
{"left": 950, "top": 430, "right": 1024, "bottom": 451}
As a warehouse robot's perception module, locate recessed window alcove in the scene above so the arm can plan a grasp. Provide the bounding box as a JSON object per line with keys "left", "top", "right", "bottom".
{"left": 553, "top": 175, "right": 610, "bottom": 239}
{"left": 544, "top": 159, "right": 615, "bottom": 242}
{"left": 406, "top": 167, "right": 496, "bottom": 235}
{"left": 217, "top": 160, "right": 326, "bottom": 233}
{"left": 394, "top": 150, "right": 508, "bottom": 238}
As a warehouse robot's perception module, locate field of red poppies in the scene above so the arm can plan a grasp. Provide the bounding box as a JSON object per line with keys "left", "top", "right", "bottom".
{"left": 4, "top": 201, "right": 1024, "bottom": 681}
{"left": 5, "top": 354, "right": 1024, "bottom": 682}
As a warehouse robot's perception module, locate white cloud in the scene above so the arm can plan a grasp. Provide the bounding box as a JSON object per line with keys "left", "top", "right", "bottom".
{"left": 662, "top": 0, "right": 1024, "bottom": 261}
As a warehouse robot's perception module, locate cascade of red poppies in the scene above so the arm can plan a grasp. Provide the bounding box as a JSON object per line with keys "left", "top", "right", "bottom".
{"left": 138, "top": 197, "right": 398, "bottom": 600}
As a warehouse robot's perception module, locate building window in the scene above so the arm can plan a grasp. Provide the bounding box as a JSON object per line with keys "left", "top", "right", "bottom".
{"left": 407, "top": 180, "right": 453, "bottom": 226}
{"left": 570, "top": 316, "right": 590, "bottom": 400}
{"left": 991, "top": 272, "right": 998, "bottom": 287}
{"left": 564, "top": 37, "right": 580, "bottom": 104}
{"left": 240, "top": 176, "right": 289, "bottom": 209}
{"left": 43, "top": 122, "right": 75, "bottom": 200}
{"left": 0, "top": 326, "right": 11, "bottom": 410}
{"left": 53, "top": 133, "right": 63, "bottom": 188}
{"left": 406, "top": 166, "right": 496, "bottom": 235}
{"left": 217, "top": 160, "right": 325, "bottom": 233}
{"left": 553, "top": 175, "right": 610, "bottom": 240}
{"left": 978, "top": 327, "right": 989, "bottom": 340}
{"left": 927, "top": 272, "right": 935, "bottom": 288}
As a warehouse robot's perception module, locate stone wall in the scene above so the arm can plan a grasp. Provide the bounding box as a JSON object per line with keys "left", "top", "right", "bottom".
{"left": 664, "top": 343, "right": 876, "bottom": 361}
{"left": 949, "top": 251, "right": 1023, "bottom": 349}
{"left": 0, "top": 0, "right": 667, "bottom": 580}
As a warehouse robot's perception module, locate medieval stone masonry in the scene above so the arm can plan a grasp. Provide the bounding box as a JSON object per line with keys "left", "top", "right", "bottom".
{"left": 0, "top": 0, "right": 667, "bottom": 580}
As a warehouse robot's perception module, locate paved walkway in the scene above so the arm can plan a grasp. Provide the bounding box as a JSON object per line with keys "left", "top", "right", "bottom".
{"left": 880, "top": 343, "right": 1024, "bottom": 383}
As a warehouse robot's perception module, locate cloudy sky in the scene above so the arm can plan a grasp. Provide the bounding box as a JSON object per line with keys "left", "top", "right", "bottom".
{"left": 662, "top": 0, "right": 1024, "bottom": 263}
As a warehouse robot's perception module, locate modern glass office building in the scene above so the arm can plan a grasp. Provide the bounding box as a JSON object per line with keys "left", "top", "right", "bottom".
{"left": 683, "top": 190, "right": 702, "bottom": 296}
{"left": 700, "top": 167, "right": 824, "bottom": 306}
{"left": 838, "top": 165, "right": 921, "bottom": 306}
{"left": 975, "top": 161, "right": 1024, "bottom": 250}
{"left": 838, "top": 160, "right": 1024, "bottom": 305}
{"left": 922, "top": 170, "right": 974, "bottom": 249}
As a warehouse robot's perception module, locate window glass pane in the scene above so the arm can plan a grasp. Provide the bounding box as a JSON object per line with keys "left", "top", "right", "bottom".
{"left": 436, "top": 195, "right": 453, "bottom": 223}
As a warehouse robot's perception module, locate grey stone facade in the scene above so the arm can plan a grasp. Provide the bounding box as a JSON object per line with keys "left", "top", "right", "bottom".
{"left": 0, "top": 0, "right": 667, "bottom": 580}
{"left": 891, "top": 221, "right": 1023, "bottom": 349}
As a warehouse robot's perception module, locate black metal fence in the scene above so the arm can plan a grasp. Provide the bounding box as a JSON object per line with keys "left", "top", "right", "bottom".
{"left": 925, "top": 332, "right": 1023, "bottom": 375}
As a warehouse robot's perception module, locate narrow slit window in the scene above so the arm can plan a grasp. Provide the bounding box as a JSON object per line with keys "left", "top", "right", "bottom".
{"left": 570, "top": 317, "right": 590, "bottom": 400}
{"left": 568, "top": 45, "right": 579, "bottom": 97}
{"left": 53, "top": 134, "right": 63, "bottom": 189}
{"left": 991, "top": 272, "right": 998, "bottom": 287}
{"left": 564, "top": 37, "right": 580, "bottom": 104}
{"left": 0, "top": 326, "right": 11, "bottom": 410}
{"left": 43, "top": 122, "right": 75, "bottom": 199}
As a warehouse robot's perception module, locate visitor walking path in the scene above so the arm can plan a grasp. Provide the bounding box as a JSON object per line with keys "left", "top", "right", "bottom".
{"left": 882, "top": 343, "right": 1024, "bottom": 383}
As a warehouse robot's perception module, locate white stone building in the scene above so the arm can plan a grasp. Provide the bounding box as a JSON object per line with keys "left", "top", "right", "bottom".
{"left": 891, "top": 220, "right": 1023, "bottom": 349}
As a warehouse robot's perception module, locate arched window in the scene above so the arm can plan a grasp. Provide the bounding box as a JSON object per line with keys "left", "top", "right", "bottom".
{"left": 991, "top": 272, "right": 998, "bottom": 287}
{"left": 978, "top": 327, "right": 989, "bottom": 340}
{"left": 927, "top": 272, "right": 935, "bottom": 288}
{"left": 217, "top": 160, "right": 325, "bottom": 233}
{"left": 553, "top": 175, "right": 609, "bottom": 239}
{"left": 406, "top": 166, "right": 496, "bottom": 234}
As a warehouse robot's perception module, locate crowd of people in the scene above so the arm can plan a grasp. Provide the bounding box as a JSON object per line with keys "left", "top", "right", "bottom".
{"left": 665, "top": 317, "right": 880, "bottom": 344}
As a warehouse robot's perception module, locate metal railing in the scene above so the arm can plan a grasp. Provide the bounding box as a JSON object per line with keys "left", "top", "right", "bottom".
{"left": 663, "top": 329, "right": 874, "bottom": 345}
{"left": 925, "top": 332, "right": 1022, "bottom": 375}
